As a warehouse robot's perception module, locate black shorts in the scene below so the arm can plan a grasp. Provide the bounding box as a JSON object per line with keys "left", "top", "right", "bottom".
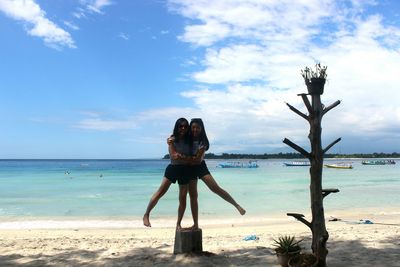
{"left": 195, "top": 160, "right": 211, "bottom": 179}
{"left": 164, "top": 164, "right": 196, "bottom": 185}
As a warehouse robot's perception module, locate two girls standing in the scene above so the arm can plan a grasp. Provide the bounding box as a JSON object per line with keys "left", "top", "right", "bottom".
{"left": 143, "top": 118, "right": 245, "bottom": 229}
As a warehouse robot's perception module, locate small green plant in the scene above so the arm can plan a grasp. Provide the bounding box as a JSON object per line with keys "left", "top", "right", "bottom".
{"left": 273, "top": 235, "right": 303, "bottom": 254}
{"left": 301, "top": 63, "right": 327, "bottom": 81}
{"left": 301, "top": 63, "right": 328, "bottom": 94}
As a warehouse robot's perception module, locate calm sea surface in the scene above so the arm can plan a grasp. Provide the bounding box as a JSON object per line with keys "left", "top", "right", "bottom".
{"left": 0, "top": 159, "right": 399, "bottom": 220}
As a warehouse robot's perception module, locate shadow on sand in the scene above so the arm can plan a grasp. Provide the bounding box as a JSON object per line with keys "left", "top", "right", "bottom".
{"left": 327, "top": 236, "right": 400, "bottom": 267}
{"left": 0, "top": 236, "right": 399, "bottom": 266}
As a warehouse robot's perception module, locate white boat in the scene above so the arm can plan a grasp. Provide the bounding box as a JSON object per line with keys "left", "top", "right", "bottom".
{"left": 218, "top": 160, "right": 259, "bottom": 168}
{"left": 361, "top": 160, "right": 396, "bottom": 165}
{"left": 283, "top": 161, "right": 310, "bottom": 166}
{"left": 324, "top": 162, "right": 353, "bottom": 169}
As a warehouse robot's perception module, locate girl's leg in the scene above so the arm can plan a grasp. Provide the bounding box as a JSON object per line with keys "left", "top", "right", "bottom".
{"left": 188, "top": 179, "right": 199, "bottom": 229}
{"left": 201, "top": 174, "right": 246, "bottom": 215}
{"left": 176, "top": 184, "right": 188, "bottom": 230}
{"left": 143, "top": 177, "right": 172, "bottom": 227}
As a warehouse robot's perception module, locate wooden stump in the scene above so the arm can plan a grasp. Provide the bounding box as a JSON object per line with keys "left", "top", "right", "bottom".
{"left": 173, "top": 228, "right": 202, "bottom": 254}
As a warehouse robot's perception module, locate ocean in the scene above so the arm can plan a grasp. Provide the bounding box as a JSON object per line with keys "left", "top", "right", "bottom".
{"left": 0, "top": 159, "right": 399, "bottom": 226}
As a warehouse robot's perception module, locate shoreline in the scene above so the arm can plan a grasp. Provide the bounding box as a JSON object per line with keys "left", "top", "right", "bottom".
{"left": 1, "top": 206, "right": 399, "bottom": 230}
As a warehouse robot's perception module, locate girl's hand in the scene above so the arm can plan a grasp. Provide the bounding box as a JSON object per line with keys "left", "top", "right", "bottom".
{"left": 171, "top": 152, "right": 183, "bottom": 160}
{"left": 167, "top": 136, "right": 175, "bottom": 145}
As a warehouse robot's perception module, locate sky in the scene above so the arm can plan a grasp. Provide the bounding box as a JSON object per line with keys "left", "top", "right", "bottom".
{"left": 0, "top": 0, "right": 400, "bottom": 159}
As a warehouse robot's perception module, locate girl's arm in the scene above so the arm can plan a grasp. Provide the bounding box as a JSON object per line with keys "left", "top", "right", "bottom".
{"left": 167, "top": 136, "right": 184, "bottom": 160}
{"left": 187, "top": 146, "right": 205, "bottom": 165}
{"left": 167, "top": 136, "right": 202, "bottom": 163}
{"left": 168, "top": 144, "right": 182, "bottom": 160}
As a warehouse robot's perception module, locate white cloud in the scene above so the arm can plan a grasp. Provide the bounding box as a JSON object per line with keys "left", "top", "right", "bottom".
{"left": 193, "top": 45, "right": 266, "bottom": 83}
{"left": 79, "top": 111, "right": 103, "bottom": 117}
{"left": 71, "top": 0, "right": 400, "bottom": 155}
{"left": 72, "top": 7, "right": 86, "bottom": 19}
{"left": 118, "top": 32, "right": 129, "bottom": 40}
{"left": 170, "top": 0, "right": 334, "bottom": 47}
{"left": 64, "top": 21, "right": 80, "bottom": 31}
{"left": 178, "top": 84, "right": 311, "bottom": 153}
{"left": 160, "top": 0, "right": 400, "bottom": 153}
{"left": 74, "top": 107, "right": 198, "bottom": 134}
{"left": 72, "top": 0, "right": 112, "bottom": 21}
{"left": 80, "top": 0, "right": 113, "bottom": 14}
{"left": 0, "top": 0, "right": 75, "bottom": 49}
{"left": 180, "top": 19, "right": 231, "bottom": 46}
{"left": 74, "top": 118, "right": 136, "bottom": 131}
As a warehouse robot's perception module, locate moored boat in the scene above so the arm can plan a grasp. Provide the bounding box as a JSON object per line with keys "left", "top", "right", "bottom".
{"left": 324, "top": 162, "right": 353, "bottom": 169}
{"left": 218, "top": 160, "right": 259, "bottom": 168}
{"left": 361, "top": 160, "right": 396, "bottom": 165}
{"left": 283, "top": 161, "right": 311, "bottom": 167}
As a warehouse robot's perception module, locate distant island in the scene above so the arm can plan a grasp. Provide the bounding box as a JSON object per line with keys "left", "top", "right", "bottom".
{"left": 163, "top": 152, "right": 400, "bottom": 160}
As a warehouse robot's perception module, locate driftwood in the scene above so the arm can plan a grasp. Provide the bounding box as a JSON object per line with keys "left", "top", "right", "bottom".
{"left": 173, "top": 228, "right": 203, "bottom": 254}
{"left": 284, "top": 70, "right": 340, "bottom": 267}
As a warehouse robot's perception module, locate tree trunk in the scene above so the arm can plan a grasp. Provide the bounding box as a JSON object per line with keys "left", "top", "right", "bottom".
{"left": 173, "top": 228, "right": 203, "bottom": 254}
{"left": 309, "top": 95, "right": 329, "bottom": 267}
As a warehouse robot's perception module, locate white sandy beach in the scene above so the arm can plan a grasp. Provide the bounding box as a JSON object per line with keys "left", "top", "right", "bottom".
{"left": 0, "top": 208, "right": 399, "bottom": 266}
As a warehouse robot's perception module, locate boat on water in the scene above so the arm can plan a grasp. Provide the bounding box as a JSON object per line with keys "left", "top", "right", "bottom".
{"left": 218, "top": 160, "right": 259, "bottom": 168}
{"left": 283, "top": 161, "right": 311, "bottom": 167}
{"left": 361, "top": 160, "right": 396, "bottom": 165}
{"left": 324, "top": 162, "right": 353, "bottom": 169}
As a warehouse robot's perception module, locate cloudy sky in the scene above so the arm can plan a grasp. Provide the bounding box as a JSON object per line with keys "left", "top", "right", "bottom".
{"left": 1, "top": 0, "right": 399, "bottom": 159}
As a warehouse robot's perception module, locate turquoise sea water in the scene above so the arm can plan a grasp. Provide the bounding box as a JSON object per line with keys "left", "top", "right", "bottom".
{"left": 0, "top": 159, "right": 399, "bottom": 220}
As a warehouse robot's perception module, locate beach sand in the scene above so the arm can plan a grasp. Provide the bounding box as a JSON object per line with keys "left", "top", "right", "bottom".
{"left": 0, "top": 209, "right": 399, "bottom": 267}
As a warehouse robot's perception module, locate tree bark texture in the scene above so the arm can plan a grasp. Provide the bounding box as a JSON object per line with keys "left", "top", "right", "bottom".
{"left": 309, "top": 95, "right": 329, "bottom": 267}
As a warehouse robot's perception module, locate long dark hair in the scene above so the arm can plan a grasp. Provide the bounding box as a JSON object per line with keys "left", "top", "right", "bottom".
{"left": 173, "top": 118, "right": 189, "bottom": 142}
{"left": 190, "top": 118, "right": 209, "bottom": 151}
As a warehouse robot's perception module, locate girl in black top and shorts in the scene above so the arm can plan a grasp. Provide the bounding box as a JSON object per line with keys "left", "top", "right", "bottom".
{"left": 173, "top": 118, "right": 246, "bottom": 230}
{"left": 143, "top": 118, "right": 196, "bottom": 228}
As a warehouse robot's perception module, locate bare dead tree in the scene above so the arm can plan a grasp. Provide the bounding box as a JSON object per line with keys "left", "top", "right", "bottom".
{"left": 283, "top": 64, "right": 341, "bottom": 267}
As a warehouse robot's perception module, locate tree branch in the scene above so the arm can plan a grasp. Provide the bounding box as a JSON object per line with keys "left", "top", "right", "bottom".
{"left": 323, "top": 137, "right": 341, "bottom": 154}
{"left": 285, "top": 102, "right": 309, "bottom": 121}
{"left": 287, "top": 213, "right": 312, "bottom": 229}
{"left": 298, "top": 93, "right": 312, "bottom": 114}
{"left": 323, "top": 100, "right": 341, "bottom": 116}
{"left": 283, "top": 138, "right": 310, "bottom": 158}
{"left": 322, "top": 188, "right": 340, "bottom": 199}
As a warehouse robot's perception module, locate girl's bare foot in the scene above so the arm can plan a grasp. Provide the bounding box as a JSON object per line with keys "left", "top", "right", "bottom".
{"left": 237, "top": 205, "right": 246, "bottom": 215}
{"left": 143, "top": 214, "right": 151, "bottom": 227}
{"left": 190, "top": 224, "right": 199, "bottom": 230}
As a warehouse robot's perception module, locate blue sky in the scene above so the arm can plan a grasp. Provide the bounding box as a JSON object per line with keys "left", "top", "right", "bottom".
{"left": 1, "top": 0, "right": 400, "bottom": 159}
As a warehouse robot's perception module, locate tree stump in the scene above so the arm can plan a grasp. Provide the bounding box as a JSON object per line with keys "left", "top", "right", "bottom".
{"left": 173, "top": 228, "right": 203, "bottom": 254}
